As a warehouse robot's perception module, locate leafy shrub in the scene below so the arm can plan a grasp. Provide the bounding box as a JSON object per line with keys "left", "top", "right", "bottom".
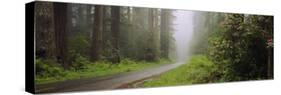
{"left": 207, "top": 15, "right": 273, "bottom": 81}
{"left": 35, "top": 58, "right": 65, "bottom": 78}
{"left": 184, "top": 55, "right": 219, "bottom": 83}
{"left": 69, "top": 34, "right": 90, "bottom": 57}
{"left": 72, "top": 54, "right": 91, "bottom": 70}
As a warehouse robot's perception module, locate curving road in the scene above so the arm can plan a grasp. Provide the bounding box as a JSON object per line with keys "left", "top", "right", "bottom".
{"left": 35, "top": 62, "right": 185, "bottom": 93}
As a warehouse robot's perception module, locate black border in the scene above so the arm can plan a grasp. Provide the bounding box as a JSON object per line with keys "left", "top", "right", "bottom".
{"left": 25, "top": 1, "right": 35, "bottom": 94}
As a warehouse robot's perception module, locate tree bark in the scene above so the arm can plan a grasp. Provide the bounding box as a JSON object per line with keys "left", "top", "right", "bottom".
{"left": 53, "top": 3, "right": 68, "bottom": 69}
{"left": 146, "top": 9, "right": 158, "bottom": 61}
{"left": 160, "top": 9, "right": 169, "bottom": 59}
{"left": 111, "top": 6, "right": 121, "bottom": 63}
{"left": 91, "top": 5, "right": 103, "bottom": 61}
{"left": 35, "top": 2, "right": 56, "bottom": 59}
{"left": 268, "top": 47, "right": 273, "bottom": 78}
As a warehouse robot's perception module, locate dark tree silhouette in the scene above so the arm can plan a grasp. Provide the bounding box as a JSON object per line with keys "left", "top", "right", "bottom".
{"left": 111, "top": 6, "right": 121, "bottom": 63}
{"left": 91, "top": 5, "right": 103, "bottom": 61}
{"left": 53, "top": 3, "right": 69, "bottom": 69}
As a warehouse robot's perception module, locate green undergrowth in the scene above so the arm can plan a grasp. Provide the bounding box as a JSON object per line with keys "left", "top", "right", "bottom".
{"left": 35, "top": 57, "right": 171, "bottom": 85}
{"left": 143, "top": 55, "right": 219, "bottom": 87}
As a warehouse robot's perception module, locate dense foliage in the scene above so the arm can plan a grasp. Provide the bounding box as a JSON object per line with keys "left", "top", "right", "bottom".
{"left": 34, "top": 2, "right": 175, "bottom": 84}
{"left": 143, "top": 13, "right": 273, "bottom": 86}
{"left": 208, "top": 14, "right": 273, "bottom": 81}
{"left": 34, "top": 2, "right": 273, "bottom": 86}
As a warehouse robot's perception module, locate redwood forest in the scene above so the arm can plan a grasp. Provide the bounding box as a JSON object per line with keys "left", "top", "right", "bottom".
{"left": 34, "top": 2, "right": 273, "bottom": 93}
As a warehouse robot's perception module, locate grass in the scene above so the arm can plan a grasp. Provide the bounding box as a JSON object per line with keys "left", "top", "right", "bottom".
{"left": 143, "top": 55, "right": 218, "bottom": 87}
{"left": 35, "top": 58, "right": 171, "bottom": 85}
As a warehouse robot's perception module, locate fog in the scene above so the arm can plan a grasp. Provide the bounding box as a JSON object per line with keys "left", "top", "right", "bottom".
{"left": 173, "top": 11, "right": 195, "bottom": 62}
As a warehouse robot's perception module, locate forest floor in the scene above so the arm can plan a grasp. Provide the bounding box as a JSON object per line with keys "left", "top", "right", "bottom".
{"left": 35, "top": 62, "right": 185, "bottom": 93}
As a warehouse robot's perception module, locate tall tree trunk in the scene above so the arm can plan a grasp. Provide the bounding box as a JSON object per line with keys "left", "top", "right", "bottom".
{"left": 127, "top": 7, "right": 135, "bottom": 58}
{"left": 154, "top": 9, "right": 160, "bottom": 60}
{"left": 111, "top": 6, "right": 121, "bottom": 63}
{"left": 35, "top": 2, "right": 56, "bottom": 59}
{"left": 160, "top": 9, "right": 169, "bottom": 59}
{"left": 267, "top": 45, "right": 273, "bottom": 78}
{"left": 101, "top": 6, "right": 107, "bottom": 56}
{"left": 91, "top": 5, "right": 103, "bottom": 61}
{"left": 123, "top": 7, "right": 131, "bottom": 58}
{"left": 87, "top": 5, "right": 93, "bottom": 37}
{"left": 53, "top": 3, "right": 68, "bottom": 69}
{"left": 146, "top": 9, "right": 157, "bottom": 61}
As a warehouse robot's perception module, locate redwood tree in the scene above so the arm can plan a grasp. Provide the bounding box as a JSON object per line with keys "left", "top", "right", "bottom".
{"left": 53, "top": 3, "right": 68, "bottom": 69}
{"left": 111, "top": 6, "right": 121, "bottom": 63}
{"left": 91, "top": 5, "right": 103, "bottom": 61}
{"left": 160, "top": 9, "right": 170, "bottom": 59}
